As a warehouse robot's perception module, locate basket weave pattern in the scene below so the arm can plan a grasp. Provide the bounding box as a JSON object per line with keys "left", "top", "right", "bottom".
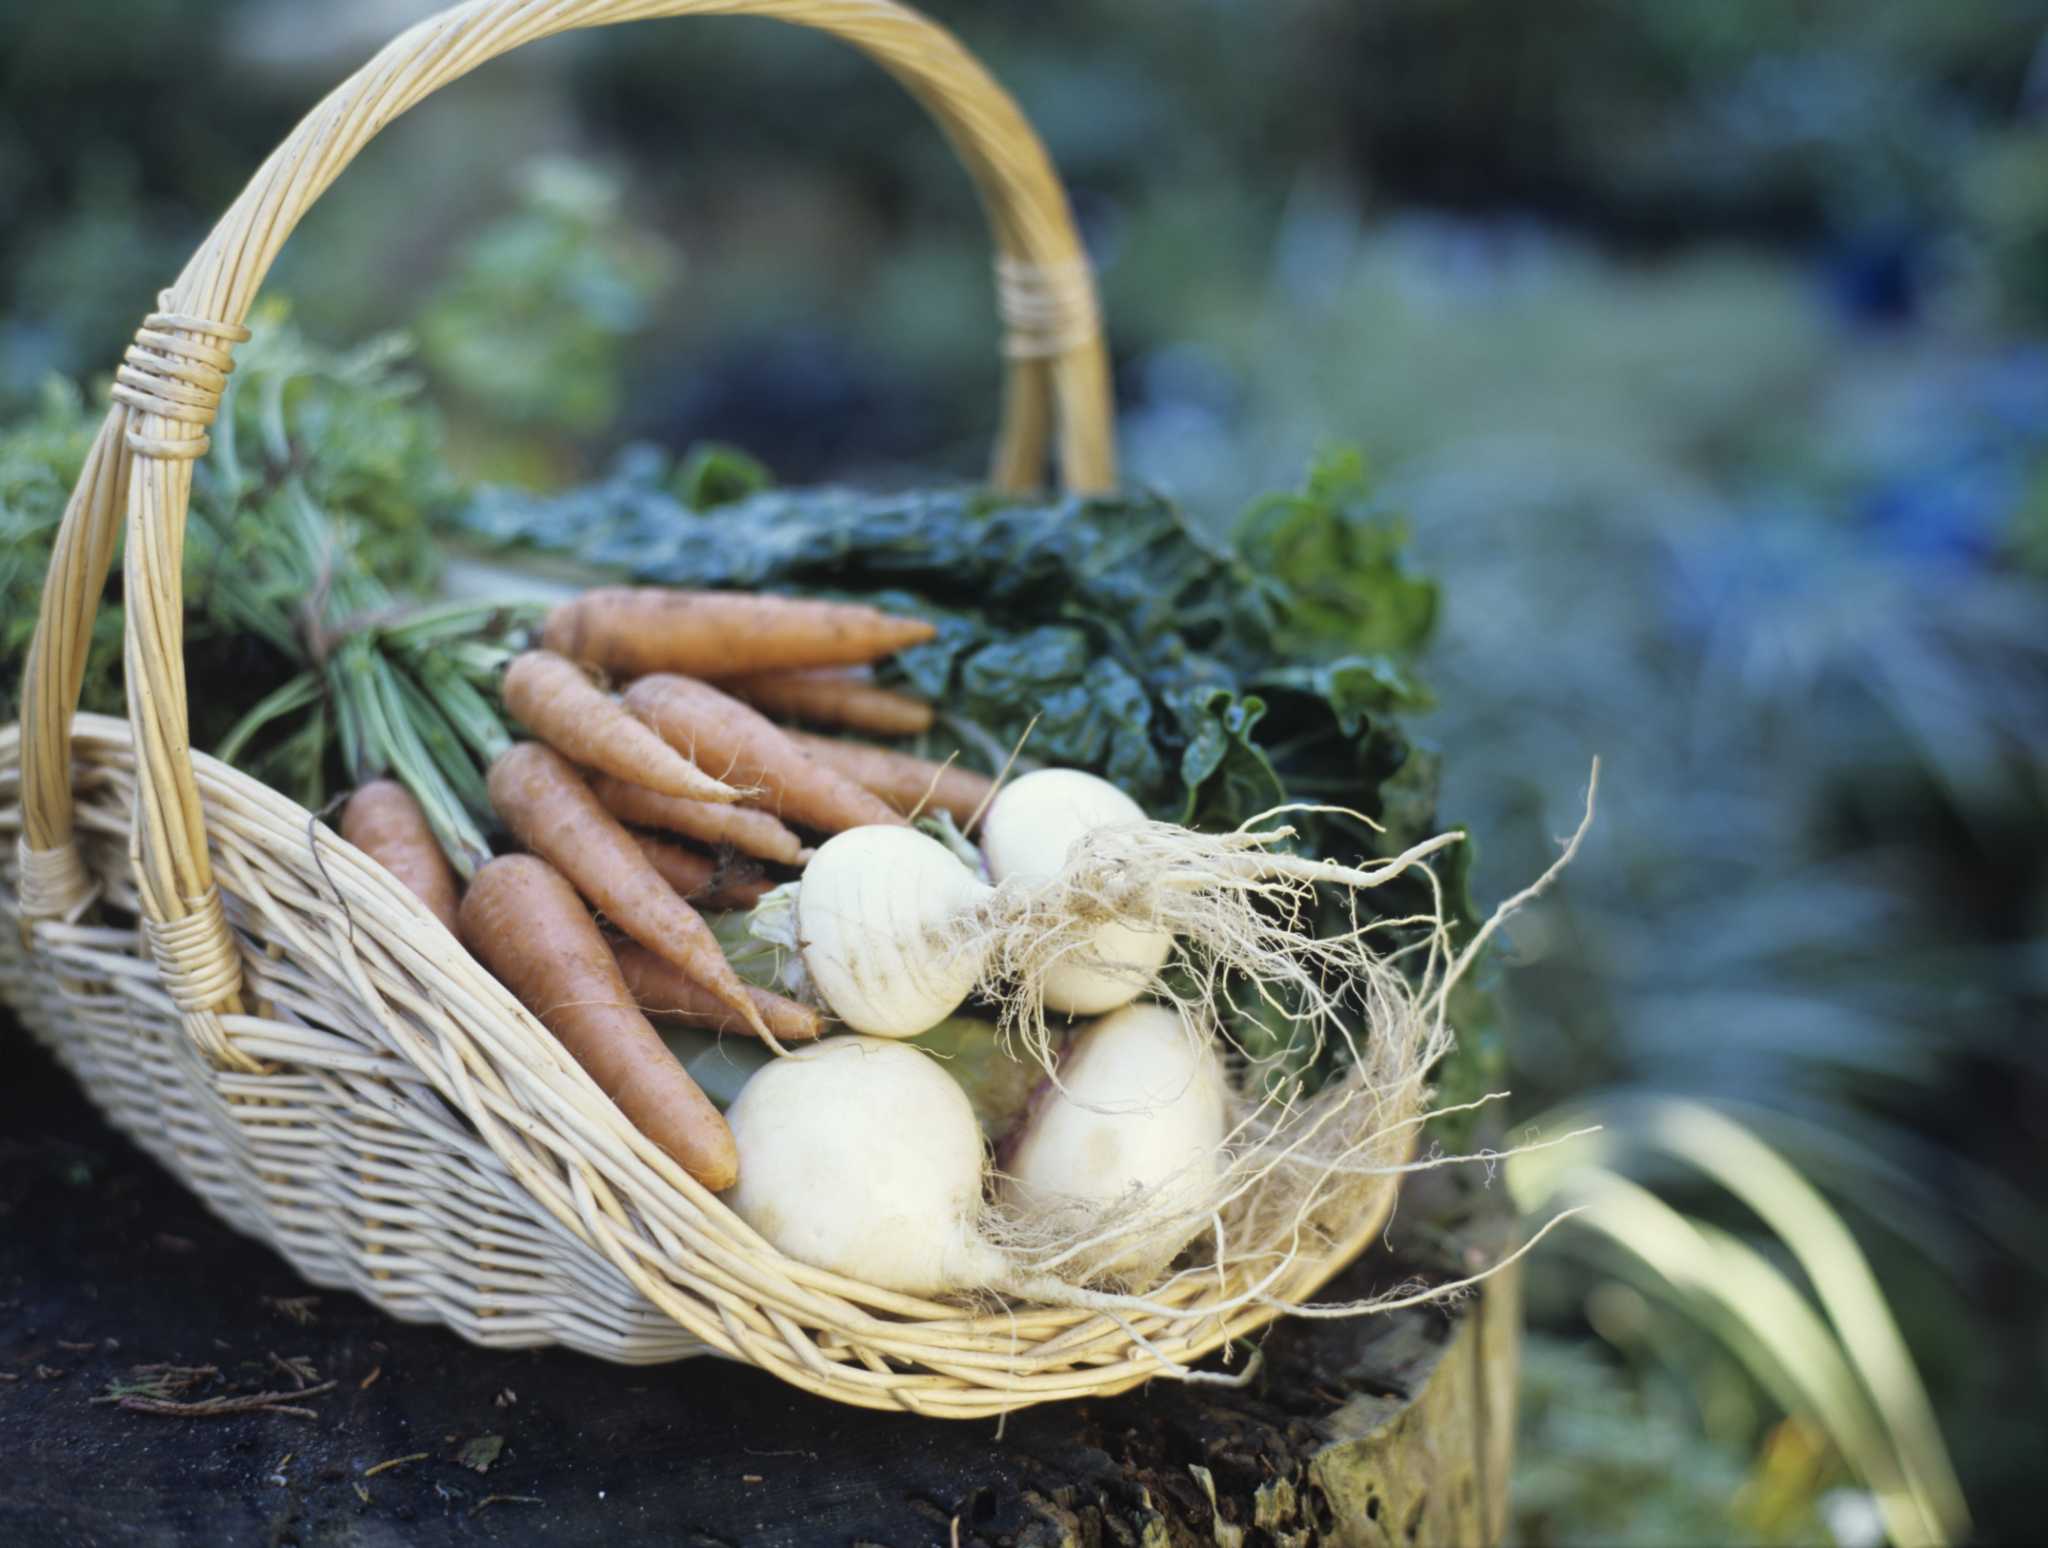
{"left": 3, "top": 0, "right": 1403, "bottom": 1416}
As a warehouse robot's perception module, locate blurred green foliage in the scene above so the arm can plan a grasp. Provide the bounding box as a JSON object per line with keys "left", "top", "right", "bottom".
{"left": 1515, "top": 1335, "right": 1833, "bottom": 1547}
{"left": 417, "top": 159, "right": 677, "bottom": 442}
{"left": 0, "top": 381, "right": 105, "bottom": 727}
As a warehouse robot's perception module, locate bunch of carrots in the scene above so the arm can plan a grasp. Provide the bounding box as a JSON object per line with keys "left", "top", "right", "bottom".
{"left": 339, "top": 586, "right": 991, "bottom": 1192}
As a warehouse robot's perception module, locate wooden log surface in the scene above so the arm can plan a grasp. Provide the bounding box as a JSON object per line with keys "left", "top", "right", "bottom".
{"left": 0, "top": 1018, "right": 1521, "bottom": 1547}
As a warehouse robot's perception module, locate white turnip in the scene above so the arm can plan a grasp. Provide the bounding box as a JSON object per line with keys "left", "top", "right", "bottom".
{"left": 979, "top": 769, "right": 1172, "bottom": 1016}
{"left": 788, "top": 826, "right": 989, "bottom": 1036}
{"left": 722, "top": 1036, "right": 1003, "bottom": 1294}
{"left": 998, "top": 1002, "right": 1231, "bottom": 1281}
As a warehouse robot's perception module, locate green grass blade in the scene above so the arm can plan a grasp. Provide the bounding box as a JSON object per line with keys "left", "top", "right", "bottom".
{"left": 1516, "top": 1165, "right": 1944, "bottom": 1548}
{"left": 1624, "top": 1099, "right": 1970, "bottom": 1542}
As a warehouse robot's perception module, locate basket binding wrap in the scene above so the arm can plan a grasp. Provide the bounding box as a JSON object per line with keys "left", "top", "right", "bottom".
{"left": 1, "top": 0, "right": 1410, "bottom": 1416}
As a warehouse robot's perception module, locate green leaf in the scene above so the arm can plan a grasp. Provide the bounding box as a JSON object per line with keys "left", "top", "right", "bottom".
{"left": 455, "top": 1434, "right": 505, "bottom": 1474}
{"left": 673, "top": 442, "right": 773, "bottom": 511}
{"left": 1233, "top": 448, "right": 1440, "bottom": 658}
{"left": 1169, "top": 686, "right": 1282, "bottom": 826}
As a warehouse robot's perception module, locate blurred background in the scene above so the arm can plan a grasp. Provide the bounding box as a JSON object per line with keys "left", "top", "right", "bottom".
{"left": 3, "top": 1, "right": 2044, "bottom": 1542}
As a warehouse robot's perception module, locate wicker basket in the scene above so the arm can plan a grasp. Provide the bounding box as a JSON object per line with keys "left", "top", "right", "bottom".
{"left": 1, "top": 0, "right": 1413, "bottom": 1417}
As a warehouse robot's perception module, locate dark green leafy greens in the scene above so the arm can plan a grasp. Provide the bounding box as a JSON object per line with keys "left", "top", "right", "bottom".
{"left": 464, "top": 448, "right": 1434, "bottom": 832}
{"left": 458, "top": 446, "right": 1500, "bottom": 1118}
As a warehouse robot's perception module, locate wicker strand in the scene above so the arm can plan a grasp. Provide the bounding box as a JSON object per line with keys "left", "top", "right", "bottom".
{"left": 143, "top": 887, "right": 244, "bottom": 1014}
{"left": 995, "top": 256, "right": 1101, "bottom": 360}
{"left": 109, "top": 309, "right": 253, "bottom": 461}
{"left": 14, "top": 836, "right": 98, "bottom": 923}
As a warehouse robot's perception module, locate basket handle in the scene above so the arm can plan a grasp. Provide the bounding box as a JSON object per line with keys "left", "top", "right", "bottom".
{"left": 15, "top": 0, "right": 1115, "bottom": 1070}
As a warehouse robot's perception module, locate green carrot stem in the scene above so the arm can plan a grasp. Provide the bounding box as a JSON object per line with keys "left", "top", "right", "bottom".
{"left": 215, "top": 671, "right": 322, "bottom": 767}
{"left": 387, "top": 662, "right": 490, "bottom": 818}
{"left": 331, "top": 644, "right": 370, "bottom": 789}
{"left": 355, "top": 654, "right": 492, "bottom": 876}
{"left": 416, "top": 655, "right": 514, "bottom": 769}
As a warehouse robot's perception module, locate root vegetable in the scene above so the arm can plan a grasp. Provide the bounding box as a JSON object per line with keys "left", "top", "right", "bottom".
{"left": 501, "top": 650, "right": 740, "bottom": 803}
{"left": 632, "top": 832, "right": 772, "bottom": 911}
{"left": 792, "top": 826, "right": 990, "bottom": 1037}
{"left": 719, "top": 670, "right": 933, "bottom": 736}
{"left": 613, "top": 940, "right": 823, "bottom": 1043}
{"left": 340, "top": 778, "right": 460, "bottom": 935}
{"left": 723, "top": 1037, "right": 1002, "bottom": 1294}
{"left": 788, "top": 731, "right": 993, "bottom": 827}
{"left": 623, "top": 674, "right": 904, "bottom": 833}
{"left": 997, "top": 1002, "right": 1229, "bottom": 1282}
{"left": 487, "top": 741, "right": 768, "bottom": 1038}
{"left": 459, "top": 855, "right": 736, "bottom": 1189}
{"left": 591, "top": 774, "right": 810, "bottom": 867}
{"left": 980, "top": 769, "right": 1171, "bottom": 1015}
{"left": 543, "top": 588, "right": 934, "bottom": 679}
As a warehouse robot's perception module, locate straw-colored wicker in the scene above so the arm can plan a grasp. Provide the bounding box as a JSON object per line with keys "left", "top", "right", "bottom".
{"left": 2, "top": 0, "right": 1407, "bottom": 1416}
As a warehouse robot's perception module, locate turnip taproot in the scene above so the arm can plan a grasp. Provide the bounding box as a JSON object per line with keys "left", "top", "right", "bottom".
{"left": 998, "top": 1002, "right": 1230, "bottom": 1281}
{"left": 720, "top": 1028, "right": 1224, "bottom": 1299}
{"left": 979, "top": 769, "right": 1172, "bottom": 1015}
{"left": 715, "top": 768, "right": 1597, "bottom": 1315}
{"left": 790, "top": 826, "right": 989, "bottom": 1036}
{"left": 723, "top": 1037, "right": 1002, "bottom": 1294}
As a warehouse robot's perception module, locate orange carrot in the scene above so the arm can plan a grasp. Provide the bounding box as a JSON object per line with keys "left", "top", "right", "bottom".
{"left": 788, "top": 731, "right": 995, "bottom": 828}
{"left": 622, "top": 675, "right": 905, "bottom": 834}
{"left": 501, "top": 650, "right": 740, "bottom": 803}
{"left": 633, "top": 831, "right": 772, "bottom": 911}
{"left": 486, "top": 741, "right": 769, "bottom": 1037}
{"left": 590, "top": 774, "right": 809, "bottom": 866}
{"left": 716, "top": 669, "right": 934, "bottom": 736}
{"left": 542, "top": 588, "right": 935, "bottom": 679}
{"left": 613, "top": 940, "right": 823, "bottom": 1044}
{"left": 460, "top": 856, "right": 736, "bottom": 1188}
{"left": 340, "top": 778, "right": 461, "bottom": 934}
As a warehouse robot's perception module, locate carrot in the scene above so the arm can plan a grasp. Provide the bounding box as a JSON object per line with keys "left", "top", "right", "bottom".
{"left": 590, "top": 774, "right": 810, "bottom": 867}
{"left": 633, "top": 831, "right": 772, "bottom": 911}
{"left": 459, "top": 855, "right": 736, "bottom": 1189}
{"left": 501, "top": 650, "right": 740, "bottom": 803}
{"left": 623, "top": 675, "right": 905, "bottom": 834}
{"left": 788, "top": 731, "right": 995, "bottom": 828}
{"left": 542, "top": 588, "right": 935, "bottom": 679}
{"left": 340, "top": 778, "right": 461, "bottom": 934}
{"left": 486, "top": 741, "right": 769, "bottom": 1038}
{"left": 716, "top": 669, "right": 934, "bottom": 736}
{"left": 613, "top": 940, "right": 823, "bottom": 1044}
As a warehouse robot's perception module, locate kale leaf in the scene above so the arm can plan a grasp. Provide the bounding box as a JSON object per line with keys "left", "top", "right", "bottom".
{"left": 462, "top": 450, "right": 1445, "bottom": 846}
